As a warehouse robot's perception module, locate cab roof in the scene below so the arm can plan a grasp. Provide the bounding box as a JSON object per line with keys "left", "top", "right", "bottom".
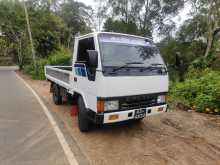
{"left": 75, "top": 32, "right": 153, "bottom": 42}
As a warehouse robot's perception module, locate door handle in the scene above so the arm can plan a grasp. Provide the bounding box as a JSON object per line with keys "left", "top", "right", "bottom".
{"left": 74, "top": 77, "right": 77, "bottom": 82}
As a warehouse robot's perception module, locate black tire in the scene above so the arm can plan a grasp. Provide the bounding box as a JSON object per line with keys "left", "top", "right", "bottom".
{"left": 52, "top": 84, "right": 62, "bottom": 105}
{"left": 67, "top": 94, "right": 74, "bottom": 105}
{"left": 77, "top": 97, "right": 90, "bottom": 132}
{"left": 134, "top": 118, "right": 144, "bottom": 122}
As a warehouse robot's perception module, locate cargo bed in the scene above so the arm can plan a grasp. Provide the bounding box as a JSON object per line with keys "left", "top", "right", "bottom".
{"left": 45, "top": 66, "right": 72, "bottom": 90}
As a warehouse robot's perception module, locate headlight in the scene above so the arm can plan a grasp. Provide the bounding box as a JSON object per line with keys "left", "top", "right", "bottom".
{"left": 157, "top": 95, "right": 166, "bottom": 103}
{"left": 104, "top": 100, "right": 119, "bottom": 111}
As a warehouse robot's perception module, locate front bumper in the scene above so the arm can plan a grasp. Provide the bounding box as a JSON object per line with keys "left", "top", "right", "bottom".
{"left": 104, "top": 104, "right": 167, "bottom": 124}
{"left": 88, "top": 104, "right": 168, "bottom": 124}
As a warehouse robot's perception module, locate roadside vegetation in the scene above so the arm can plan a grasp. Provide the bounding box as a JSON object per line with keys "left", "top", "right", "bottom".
{"left": 170, "top": 68, "right": 220, "bottom": 114}
{"left": 0, "top": 0, "right": 219, "bottom": 114}
{"left": 24, "top": 47, "right": 71, "bottom": 79}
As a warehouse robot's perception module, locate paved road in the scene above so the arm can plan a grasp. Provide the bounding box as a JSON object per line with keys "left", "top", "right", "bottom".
{"left": 0, "top": 69, "right": 69, "bottom": 165}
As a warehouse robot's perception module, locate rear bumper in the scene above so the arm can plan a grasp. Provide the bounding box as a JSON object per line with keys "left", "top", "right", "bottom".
{"left": 88, "top": 104, "right": 168, "bottom": 124}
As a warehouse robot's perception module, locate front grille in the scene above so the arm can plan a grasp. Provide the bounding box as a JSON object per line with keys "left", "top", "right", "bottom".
{"left": 120, "top": 94, "right": 157, "bottom": 110}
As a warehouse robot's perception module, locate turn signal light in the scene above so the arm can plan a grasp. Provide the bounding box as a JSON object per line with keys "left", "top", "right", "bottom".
{"left": 109, "top": 114, "right": 119, "bottom": 120}
{"left": 97, "top": 100, "right": 104, "bottom": 113}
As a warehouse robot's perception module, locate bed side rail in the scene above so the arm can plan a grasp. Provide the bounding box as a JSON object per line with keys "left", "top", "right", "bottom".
{"left": 45, "top": 66, "right": 71, "bottom": 84}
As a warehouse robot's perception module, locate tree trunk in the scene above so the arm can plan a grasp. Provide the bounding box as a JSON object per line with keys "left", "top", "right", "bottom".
{"left": 17, "top": 39, "right": 23, "bottom": 70}
{"left": 125, "top": 0, "right": 128, "bottom": 24}
{"left": 204, "top": 30, "right": 214, "bottom": 57}
{"left": 23, "top": 0, "right": 36, "bottom": 70}
{"left": 204, "top": 20, "right": 219, "bottom": 57}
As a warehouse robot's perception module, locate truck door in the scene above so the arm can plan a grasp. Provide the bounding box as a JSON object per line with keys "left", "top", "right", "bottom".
{"left": 73, "top": 37, "right": 97, "bottom": 109}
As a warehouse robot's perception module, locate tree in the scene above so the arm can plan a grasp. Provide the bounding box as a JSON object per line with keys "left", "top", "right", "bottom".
{"left": 177, "top": 14, "right": 208, "bottom": 43}
{"left": 103, "top": 0, "right": 185, "bottom": 37}
{"left": 94, "top": 0, "right": 108, "bottom": 31}
{"left": 159, "top": 33, "right": 206, "bottom": 81}
{"left": 0, "top": 0, "right": 68, "bottom": 61}
{"left": 29, "top": 9, "right": 67, "bottom": 57}
{"left": 103, "top": 18, "right": 138, "bottom": 34}
{"left": 0, "top": 38, "right": 8, "bottom": 57}
{"left": 190, "top": 0, "right": 220, "bottom": 57}
{"left": 0, "top": 0, "right": 29, "bottom": 69}
{"left": 23, "top": 0, "right": 36, "bottom": 70}
{"left": 58, "top": 0, "right": 92, "bottom": 48}
{"left": 26, "top": 0, "right": 60, "bottom": 11}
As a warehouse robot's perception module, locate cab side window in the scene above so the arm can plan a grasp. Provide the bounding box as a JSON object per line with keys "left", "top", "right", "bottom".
{"left": 76, "top": 37, "right": 96, "bottom": 81}
{"left": 77, "top": 37, "right": 95, "bottom": 64}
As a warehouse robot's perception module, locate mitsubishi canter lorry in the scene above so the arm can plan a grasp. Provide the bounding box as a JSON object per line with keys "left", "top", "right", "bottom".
{"left": 45, "top": 32, "right": 169, "bottom": 132}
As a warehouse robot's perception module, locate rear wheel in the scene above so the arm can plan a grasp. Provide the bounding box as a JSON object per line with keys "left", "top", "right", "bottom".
{"left": 77, "top": 96, "right": 90, "bottom": 132}
{"left": 52, "top": 84, "right": 62, "bottom": 105}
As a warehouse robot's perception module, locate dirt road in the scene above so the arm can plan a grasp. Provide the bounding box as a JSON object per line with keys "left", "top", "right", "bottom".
{"left": 18, "top": 71, "right": 220, "bottom": 165}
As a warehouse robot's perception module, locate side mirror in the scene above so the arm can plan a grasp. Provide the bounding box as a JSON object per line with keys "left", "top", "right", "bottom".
{"left": 87, "top": 50, "right": 98, "bottom": 68}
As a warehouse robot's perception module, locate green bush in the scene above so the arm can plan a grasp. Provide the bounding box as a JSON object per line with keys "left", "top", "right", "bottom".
{"left": 170, "top": 70, "right": 220, "bottom": 113}
{"left": 194, "top": 94, "right": 215, "bottom": 113}
{"left": 190, "top": 56, "right": 209, "bottom": 70}
{"left": 48, "top": 48, "right": 71, "bottom": 65}
{"left": 24, "top": 48, "right": 71, "bottom": 80}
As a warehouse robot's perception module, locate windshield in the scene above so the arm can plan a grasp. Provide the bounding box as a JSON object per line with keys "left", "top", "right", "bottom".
{"left": 98, "top": 34, "right": 164, "bottom": 67}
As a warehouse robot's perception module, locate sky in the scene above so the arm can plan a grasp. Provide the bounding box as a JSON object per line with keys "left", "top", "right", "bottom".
{"left": 77, "top": 0, "right": 95, "bottom": 8}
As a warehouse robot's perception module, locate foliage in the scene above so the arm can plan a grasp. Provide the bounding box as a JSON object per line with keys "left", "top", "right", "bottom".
{"left": 170, "top": 69, "right": 220, "bottom": 113}
{"left": 103, "top": 18, "right": 138, "bottom": 34}
{"left": 177, "top": 14, "right": 208, "bottom": 43}
{"left": 58, "top": 0, "right": 92, "bottom": 34}
{"left": 48, "top": 48, "right": 71, "bottom": 65}
{"left": 159, "top": 37, "right": 206, "bottom": 81}
{"left": 0, "top": 38, "right": 8, "bottom": 56}
{"left": 102, "top": 0, "right": 185, "bottom": 36}
{"left": 0, "top": 0, "right": 92, "bottom": 68}
{"left": 211, "top": 55, "right": 220, "bottom": 70}
{"left": 29, "top": 9, "right": 67, "bottom": 57}
{"left": 0, "top": 0, "right": 27, "bottom": 68}
{"left": 58, "top": 0, "right": 93, "bottom": 48}
{"left": 24, "top": 48, "right": 71, "bottom": 79}
{"left": 189, "top": 0, "right": 220, "bottom": 57}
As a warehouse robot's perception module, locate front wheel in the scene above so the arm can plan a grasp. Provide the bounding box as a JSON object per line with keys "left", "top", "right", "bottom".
{"left": 77, "top": 97, "right": 90, "bottom": 132}
{"left": 134, "top": 117, "right": 144, "bottom": 123}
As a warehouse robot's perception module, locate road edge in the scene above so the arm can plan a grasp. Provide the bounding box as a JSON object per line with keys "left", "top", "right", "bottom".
{"left": 15, "top": 73, "right": 79, "bottom": 165}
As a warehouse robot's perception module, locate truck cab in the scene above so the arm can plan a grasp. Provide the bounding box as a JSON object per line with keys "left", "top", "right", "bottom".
{"left": 45, "top": 32, "right": 168, "bottom": 132}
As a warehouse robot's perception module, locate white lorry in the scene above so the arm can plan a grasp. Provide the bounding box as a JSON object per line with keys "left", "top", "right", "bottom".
{"left": 45, "top": 32, "right": 168, "bottom": 132}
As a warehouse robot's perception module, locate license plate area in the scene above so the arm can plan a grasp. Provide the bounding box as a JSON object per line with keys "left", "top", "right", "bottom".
{"left": 134, "top": 108, "right": 146, "bottom": 119}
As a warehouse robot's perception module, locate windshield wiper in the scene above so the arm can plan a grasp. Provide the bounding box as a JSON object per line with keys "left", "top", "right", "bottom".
{"left": 112, "top": 62, "right": 144, "bottom": 72}
{"left": 139, "top": 63, "right": 166, "bottom": 72}
{"left": 150, "top": 63, "right": 164, "bottom": 66}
